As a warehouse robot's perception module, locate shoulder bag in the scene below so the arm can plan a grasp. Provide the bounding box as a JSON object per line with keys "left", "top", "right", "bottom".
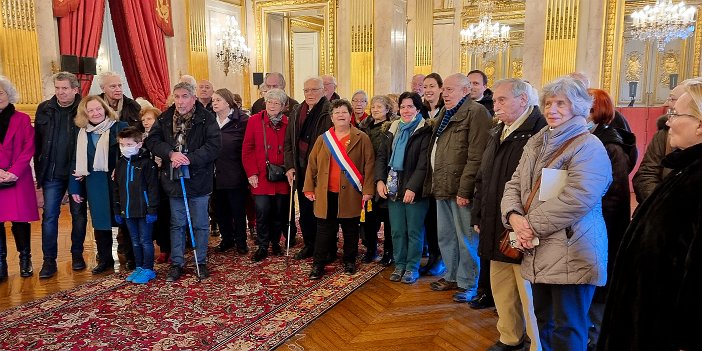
{"left": 262, "top": 115, "right": 287, "bottom": 182}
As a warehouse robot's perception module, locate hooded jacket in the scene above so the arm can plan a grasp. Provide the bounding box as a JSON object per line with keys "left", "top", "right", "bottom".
{"left": 113, "top": 149, "right": 159, "bottom": 218}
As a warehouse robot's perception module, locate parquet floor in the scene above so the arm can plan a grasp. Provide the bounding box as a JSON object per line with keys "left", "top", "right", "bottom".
{"left": 0, "top": 205, "right": 500, "bottom": 351}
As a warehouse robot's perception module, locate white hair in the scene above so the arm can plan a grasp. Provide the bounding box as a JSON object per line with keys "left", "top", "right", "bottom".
{"left": 97, "top": 71, "right": 121, "bottom": 89}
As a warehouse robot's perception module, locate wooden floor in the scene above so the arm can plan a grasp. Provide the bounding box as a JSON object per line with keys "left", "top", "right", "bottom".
{"left": 0, "top": 206, "right": 500, "bottom": 351}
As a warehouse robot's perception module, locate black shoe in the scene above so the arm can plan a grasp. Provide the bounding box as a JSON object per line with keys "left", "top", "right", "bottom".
{"left": 19, "top": 258, "right": 33, "bottom": 277}
{"left": 324, "top": 252, "right": 338, "bottom": 265}
{"left": 419, "top": 254, "right": 439, "bottom": 275}
{"left": 379, "top": 252, "right": 394, "bottom": 266}
{"left": 486, "top": 340, "right": 525, "bottom": 351}
{"left": 91, "top": 261, "right": 115, "bottom": 274}
{"left": 469, "top": 292, "right": 495, "bottom": 310}
{"left": 197, "top": 264, "right": 210, "bottom": 279}
{"left": 294, "top": 246, "right": 313, "bottom": 260}
{"left": 344, "top": 262, "right": 356, "bottom": 275}
{"left": 309, "top": 265, "right": 323, "bottom": 280}
{"left": 252, "top": 247, "right": 268, "bottom": 262}
{"left": 72, "top": 254, "right": 86, "bottom": 271}
{"left": 217, "top": 241, "right": 236, "bottom": 252}
{"left": 271, "top": 245, "right": 282, "bottom": 256}
{"left": 236, "top": 244, "right": 249, "bottom": 255}
{"left": 362, "top": 251, "right": 377, "bottom": 263}
{"left": 166, "top": 265, "right": 183, "bottom": 282}
{"left": 39, "top": 260, "right": 57, "bottom": 279}
{"left": 125, "top": 260, "right": 136, "bottom": 271}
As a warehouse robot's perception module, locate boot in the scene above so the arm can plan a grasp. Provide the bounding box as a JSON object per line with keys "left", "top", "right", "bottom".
{"left": 12, "top": 223, "right": 33, "bottom": 277}
{"left": 0, "top": 227, "right": 7, "bottom": 282}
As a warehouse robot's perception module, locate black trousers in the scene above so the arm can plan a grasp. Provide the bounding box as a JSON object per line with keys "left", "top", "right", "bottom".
{"left": 153, "top": 184, "right": 171, "bottom": 253}
{"left": 424, "top": 198, "right": 440, "bottom": 256}
{"left": 94, "top": 229, "right": 114, "bottom": 264}
{"left": 362, "top": 205, "right": 392, "bottom": 256}
{"left": 214, "top": 188, "right": 248, "bottom": 247}
{"left": 313, "top": 192, "right": 359, "bottom": 266}
{"left": 297, "top": 189, "right": 317, "bottom": 248}
{"left": 254, "top": 193, "right": 289, "bottom": 248}
{"left": 0, "top": 222, "right": 31, "bottom": 260}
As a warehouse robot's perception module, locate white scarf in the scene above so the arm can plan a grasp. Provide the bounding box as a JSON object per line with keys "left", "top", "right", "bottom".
{"left": 75, "top": 118, "right": 116, "bottom": 176}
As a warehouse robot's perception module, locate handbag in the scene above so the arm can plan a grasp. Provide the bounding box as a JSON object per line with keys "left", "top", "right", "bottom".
{"left": 499, "top": 131, "right": 589, "bottom": 261}
{"left": 262, "top": 115, "right": 287, "bottom": 182}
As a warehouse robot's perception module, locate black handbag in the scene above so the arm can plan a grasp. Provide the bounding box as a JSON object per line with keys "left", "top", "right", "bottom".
{"left": 262, "top": 116, "right": 287, "bottom": 182}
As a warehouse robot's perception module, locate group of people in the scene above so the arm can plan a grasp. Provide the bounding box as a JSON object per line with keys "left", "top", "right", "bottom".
{"left": 0, "top": 66, "right": 699, "bottom": 351}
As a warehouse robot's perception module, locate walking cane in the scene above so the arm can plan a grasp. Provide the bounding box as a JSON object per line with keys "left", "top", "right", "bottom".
{"left": 285, "top": 178, "right": 295, "bottom": 257}
{"left": 178, "top": 165, "right": 202, "bottom": 281}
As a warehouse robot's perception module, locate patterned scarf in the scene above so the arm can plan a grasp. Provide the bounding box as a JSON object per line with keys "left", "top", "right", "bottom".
{"left": 75, "top": 118, "right": 116, "bottom": 176}
{"left": 172, "top": 106, "right": 195, "bottom": 152}
{"left": 435, "top": 95, "right": 467, "bottom": 138}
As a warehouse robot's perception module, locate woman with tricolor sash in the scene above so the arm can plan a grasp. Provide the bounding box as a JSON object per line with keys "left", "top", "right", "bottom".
{"left": 303, "top": 99, "right": 375, "bottom": 280}
{"left": 375, "top": 92, "right": 432, "bottom": 284}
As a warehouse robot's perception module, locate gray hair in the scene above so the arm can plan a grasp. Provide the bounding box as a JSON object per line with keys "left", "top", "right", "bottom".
{"left": 352, "top": 90, "right": 368, "bottom": 101}
{"left": 0, "top": 75, "right": 19, "bottom": 104}
{"left": 97, "top": 71, "right": 121, "bottom": 89}
{"left": 446, "top": 73, "right": 470, "bottom": 88}
{"left": 173, "top": 81, "right": 196, "bottom": 96}
{"left": 321, "top": 74, "right": 337, "bottom": 86}
{"left": 527, "top": 85, "right": 539, "bottom": 106}
{"left": 493, "top": 79, "right": 530, "bottom": 101}
{"left": 264, "top": 88, "right": 289, "bottom": 105}
{"left": 540, "top": 76, "right": 593, "bottom": 117}
{"left": 266, "top": 72, "right": 286, "bottom": 89}
{"left": 568, "top": 72, "right": 590, "bottom": 88}
{"left": 304, "top": 76, "right": 324, "bottom": 89}
{"left": 52, "top": 71, "right": 80, "bottom": 89}
{"left": 179, "top": 75, "right": 197, "bottom": 87}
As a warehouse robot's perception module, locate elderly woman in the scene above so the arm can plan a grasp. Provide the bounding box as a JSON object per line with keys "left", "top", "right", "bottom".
{"left": 351, "top": 90, "right": 369, "bottom": 126}
{"left": 70, "top": 95, "right": 127, "bottom": 274}
{"left": 212, "top": 88, "right": 250, "bottom": 255}
{"left": 242, "top": 88, "right": 290, "bottom": 262}
{"left": 0, "top": 76, "right": 39, "bottom": 281}
{"left": 423, "top": 73, "right": 445, "bottom": 119}
{"left": 500, "top": 76, "right": 612, "bottom": 351}
{"left": 376, "top": 92, "right": 432, "bottom": 284}
{"left": 359, "top": 95, "right": 396, "bottom": 265}
{"left": 598, "top": 82, "right": 702, "bottom": 351}
{"left": 304, "top": 99, "right": 375, "bottom": 279}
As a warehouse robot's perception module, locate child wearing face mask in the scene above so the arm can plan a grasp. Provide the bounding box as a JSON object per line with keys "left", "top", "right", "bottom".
{"left": 113, "top": 127, "right": 160, "bottom": 284}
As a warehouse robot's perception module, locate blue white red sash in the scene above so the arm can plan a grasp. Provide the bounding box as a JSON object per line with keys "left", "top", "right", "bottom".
{"left": 322, "top": 128, "right": 363, "bottom": 192}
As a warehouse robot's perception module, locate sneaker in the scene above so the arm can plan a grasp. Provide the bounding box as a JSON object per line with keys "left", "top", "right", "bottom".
{"left": 126, "top": 267, "right": 144, "bottom": 282}
{"left": 401, "top": 270, "right": 419, "bottom": 284}
{"left": 344, "top": 262, "right": 356, "bottom": 275}
{"left": 39, "top": 260, "right": 57, "bottom": 279}
{"left": 166, "top": 265, "right": 183, "bottom": 282}
{"left": 132, "top": 268, "right": 156, "bottom": 284}
{"left": 389, "top": 268, "right": 404, "bottom": 282}
{"left": 197, "top": 264, "right": 210, "bottom": 279}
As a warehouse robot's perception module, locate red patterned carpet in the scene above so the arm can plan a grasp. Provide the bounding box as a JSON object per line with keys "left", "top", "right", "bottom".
{"left": 0, "top": 244, "right": 383, "bottom": 350}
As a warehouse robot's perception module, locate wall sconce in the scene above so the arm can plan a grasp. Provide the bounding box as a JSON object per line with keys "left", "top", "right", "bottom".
{"left": 628, "top": 81, "right": 638, "bottom": 107}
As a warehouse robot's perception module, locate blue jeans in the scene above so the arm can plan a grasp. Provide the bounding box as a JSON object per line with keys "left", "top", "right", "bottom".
{"left": 532, "top": 283, "right": 596, "bottom": 351}
{"left": 436, "top": 199, "right": 479, "bottom": 293}
{"left": 41, "top": 179, "right": 87, "bottom": 260}
{"left": 169, "top": 195, "right": 210, "bottom": 266}
{"left": 125, "top": 218, "right": 155, "bottom": 270}
{"left": 388, "top": 199, "right": 429, "bottom": 272}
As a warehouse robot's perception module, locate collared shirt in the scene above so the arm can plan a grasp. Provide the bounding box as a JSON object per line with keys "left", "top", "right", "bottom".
{"left": 217, "top": 109, "right": 234, "bottom": 129}
{"left": 500, "top": 106, "right": 533, "bottom": 141}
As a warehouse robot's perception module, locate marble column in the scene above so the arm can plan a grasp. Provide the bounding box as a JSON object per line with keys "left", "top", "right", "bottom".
{"left": 35, "top": 2, "right": 60, "bottom": 100}
{"left": 523, "top": 0, "right": 547, "bottom": 89}
{"left": 337, "top": 0, "right": 352, "bottom": 98}
{"left": 373, "top": 0, "right": 407, "bottom": 95}
{"left": 431, "top": 4, "right": 461, "bottom": 78}
{"left": 166, "top": 0, "right": 191, "bottom": 85}
{"left": 575, "top": 0, "right": 606, "bottom": 88}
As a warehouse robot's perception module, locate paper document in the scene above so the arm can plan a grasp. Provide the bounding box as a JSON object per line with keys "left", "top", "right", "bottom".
{"left": 539, "top": 168, "right": 568, "bottom": 201}
{"left": 509, "top": 231, "right": 540, "bottom": 248}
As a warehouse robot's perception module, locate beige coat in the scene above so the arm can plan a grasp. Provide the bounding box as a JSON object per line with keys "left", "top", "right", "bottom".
{"left": 303, "top": 127, "right": 375, "bottom": 219}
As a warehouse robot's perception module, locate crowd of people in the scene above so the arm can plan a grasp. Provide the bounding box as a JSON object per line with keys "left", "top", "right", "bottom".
{"left": 0, "top": 68, "right": 700, "bottom": 351}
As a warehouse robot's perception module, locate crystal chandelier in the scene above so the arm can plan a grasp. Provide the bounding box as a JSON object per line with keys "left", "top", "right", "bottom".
{"left": 460, "top": 1, "right": 510, "bottom": 55}
{"left": 215, "top": 16, "right": 251, "bottom": 75}
{"left": 631, "top": 0, "right": 696, "bottom": 51}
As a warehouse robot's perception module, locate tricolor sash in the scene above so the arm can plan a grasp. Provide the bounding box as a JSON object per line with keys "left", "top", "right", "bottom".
{"left": 322, "top": 128, "right": 364, "bottom": 193}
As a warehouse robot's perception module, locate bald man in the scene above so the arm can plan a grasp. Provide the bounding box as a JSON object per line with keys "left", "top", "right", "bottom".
{"left": 411, "top": 74, "right": 426, "bottom": 96}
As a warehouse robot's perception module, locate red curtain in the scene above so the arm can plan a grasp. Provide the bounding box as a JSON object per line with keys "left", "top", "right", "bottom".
{"left": 109, "top": 0, "right": 171, "bottom": 110}
{"left": 57, "top": 0, "right": 106, "bottom": 95}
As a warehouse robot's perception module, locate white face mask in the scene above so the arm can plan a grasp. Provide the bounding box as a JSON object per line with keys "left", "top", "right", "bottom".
{"left": 120, "top": 145, "right": 140, "bottom": 158}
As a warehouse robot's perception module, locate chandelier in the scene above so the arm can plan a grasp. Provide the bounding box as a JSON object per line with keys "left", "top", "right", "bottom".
{"left": 631, "top": 0, "right": 696, "bottom": 51}
{"left": 460, "top": 1, "right": 510, "bottom": 55}
{"left": 215, "top": 16, "right": 251, "bottom": 75}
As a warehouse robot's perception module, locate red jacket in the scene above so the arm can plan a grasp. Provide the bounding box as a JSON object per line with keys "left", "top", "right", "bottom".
{"left": 242, "top": 111, "right": 290, "bottom": 195}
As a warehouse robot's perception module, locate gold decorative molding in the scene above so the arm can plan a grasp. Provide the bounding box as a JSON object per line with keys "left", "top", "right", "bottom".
{"left": 350, "top": 0, "right": 373, "bottom": 95}
{"left": 186, "top": 0, "right": 209, "bottom": 80}
{"left": 414, "top": 0, "right": 432, "bottom": 74}
{"left": 432, "top": 8, "right": 454, "bottom": 23}
{"left": 694, "top": 9, "right": 702, "bottom": 77}
{"left": 0, "top": 0, "right": 42, "bottom": 113}
{"left": 240, "top": 3, "right": 251, "bottom": 108}
{"left": 511, "top": 59, "right": 523, "bottom": 78}
{"left": 541, "top": 0, "right": 579, "bottom": 84}
{"left": 658, "top": 51, "right": 680, "bottom": 87}
{"left": 290, "top": 17, "right": 324, "bottom": 31}
{"left": 601, "top": 0, "right": 619, "bottom": 94}
{"left": 254, "top": 0, "right": 337, "bottom": 76}
{"left": 626, "top": 51, "right": 642, "bottom": 82}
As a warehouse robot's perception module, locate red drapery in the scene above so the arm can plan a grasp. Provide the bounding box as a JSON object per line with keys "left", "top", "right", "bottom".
{"left": 57, "top": 0, "right": 105, "bottom": 96}
{"left": 109, "top": 0, "right": 171, "bottom": 110}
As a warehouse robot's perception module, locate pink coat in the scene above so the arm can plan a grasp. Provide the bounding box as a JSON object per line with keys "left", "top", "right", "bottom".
{"left": 0, "top": 110, "right": 39, "bottom": 222}
{"left": 242, "top": 111, "right": 290, "bottom": 195}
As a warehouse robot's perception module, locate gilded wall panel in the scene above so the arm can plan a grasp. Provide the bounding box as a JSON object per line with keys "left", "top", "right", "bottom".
{"left": 351, "top": 0, "right": 373, "bottom": 95}
{"left": 187, "top": 0, "right": 210, "bottom": 79}
{"left": 414, "top": 0, "right": 433, "bottom": 75}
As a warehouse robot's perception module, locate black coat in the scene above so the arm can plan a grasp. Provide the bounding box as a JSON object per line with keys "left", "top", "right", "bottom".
{"left": 250, "top": 96, "right": 299, "bottom": 115}
{"left": 33, "top": 94, "right": 81, "bottom": 186}
{"left": 113, "top": 149, "right": 159, "bottom": 218}
{"left": 598, "top": 143, "right": 702, "bottom": 351}
{"left": 215, "top": 109, "right": 249, "bottom": 189}
{"left": 473, "top": 107, "right": 547, "bottom": 263}
{"left": 98, "top": 93, "right": 142, "bottom": 127}
{"left": 284, "top": 97, "right": 332, "bottom": 189}
{"left": 145, "top": 103, "right": 221, "bottom": 197}
{"left": 476, "top": 88, "right": 494, "bottom": 116}
{"left": 375, "top": 119, "right": 432, "bottom": 202}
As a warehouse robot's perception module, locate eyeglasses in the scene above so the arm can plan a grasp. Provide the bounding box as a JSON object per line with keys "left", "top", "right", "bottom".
{"left": 303, "top": 88, "right": 322, "bottom": 93}
{"left": 265, "top": 100, "right": 282, "bottom": 106}
{"left": 668, "top": 110, "right": 700, "bottom": 122}
{"left": 352, "top": 99, "right": 367, "bottom": 103}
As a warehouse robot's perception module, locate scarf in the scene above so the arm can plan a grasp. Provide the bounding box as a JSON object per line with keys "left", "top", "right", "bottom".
{"left": 172, "top": 106, "right": 195, "bottom": 152}
{"left": 389, "top": 115, "right": 422, "bottom": 171}
{"left": 268, "top": 110, "right": 283, "bottom": 127}
{"left": 0, "top": 103, "right": 15, "bottom": 144}
{"left": 75, "top": 118, "right": 116, "bottom": 176}
{"left": 435, "top": 95, "right": 467, "bottom": 138}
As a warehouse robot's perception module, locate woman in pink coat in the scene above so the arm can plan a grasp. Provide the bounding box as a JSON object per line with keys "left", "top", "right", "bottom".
{"left": 0, "top": 76, "right": 39, "bottom": 281}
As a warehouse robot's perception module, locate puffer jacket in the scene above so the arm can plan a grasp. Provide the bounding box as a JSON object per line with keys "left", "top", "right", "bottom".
{"left": 501, "top": 115, "right": 612, "bottom": 286}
